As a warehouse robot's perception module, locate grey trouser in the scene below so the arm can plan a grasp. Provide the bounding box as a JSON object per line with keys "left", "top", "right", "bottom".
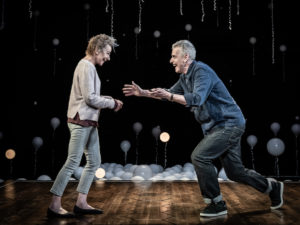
{"left": 50, "top": 123, "right": 101, "bottom": 196}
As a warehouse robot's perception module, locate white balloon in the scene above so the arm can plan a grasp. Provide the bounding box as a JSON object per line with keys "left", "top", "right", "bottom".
{"left": 133, "top": 165, "right": 153, "bottom": 180}
{"left": 120, "top": 140, "right": 131, "bottom": 153}
{"left": 133, "top": 122, "right": 143, "bottom": 134}
{"left": 52, "top": 38, "right": 60, "bottom": 46}
{"left": 50, "top": 117, "right": 60, "bottom": 130}
{"left": 134, "top": 27, "right": 140, "bottom": 34}
{"left": 74, "top": 166, "right": 84, "bottom": 180}
{"left": 121, "top": 172, "right": 133, "bottom": 180}
{"left": 249, "top": 37, "right": 256, "bottom": 45}
{"left": 37, "top": 175, "right": 51, "bottom": 181}
{"left": 218, "top": 168, "right": 229, "bottom": 181}
{"left": 32, "top": 137, "right": 43, "bottom": 150}
{"left": 279, "top": 45, "right": 287, "bottom": 52}
{"left": 153, "top": 30, "right": 161, "bottom": 38}
{"left": 267, "top": 138, "right": 285, "bottom": 156}
{"left": 270, "top": 122, "right": 280, "bottom": 136}
{"left": 185, "top": 24, "right": 192, "bottom": 31}
{"left": 152, "top": 126, "right": 161, "bottom": 140}
{"left": 247, "top": 135, "right": 258, "bottom": 148}
{"left": 291, "top": 123, "right": 300, "bottom": 136}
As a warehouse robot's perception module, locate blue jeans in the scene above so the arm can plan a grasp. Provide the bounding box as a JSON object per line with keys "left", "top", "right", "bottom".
{"left": 191, "top": 126, "right": 270, "bottom": 203}
{"left": 50, "top": 123, "right": 101, "bottom": 196}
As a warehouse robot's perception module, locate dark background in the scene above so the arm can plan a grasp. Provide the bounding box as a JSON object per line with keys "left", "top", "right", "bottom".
{"left": 0, "top": 0, "right": 299, "bottom": 180}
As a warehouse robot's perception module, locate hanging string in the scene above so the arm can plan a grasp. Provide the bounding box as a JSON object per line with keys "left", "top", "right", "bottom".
{"left": 164, "top": 142, "right": 168, "bottom": 168}
{"left": 84, "top": 3, "right": 90, "bottom": 42}
{"left": 213, "top": 0, "right": 216, "bottom": 11}
{"left": 0, "top": 0, "right": 5, "bottom": 30}
{"left": 180, "top": 0, "right": 183, "bottom": 15}
{"left": 228, "top": 0, "right": 232, "bottom": 30}
{"left": 237, "top": 0, "right": 240, "bottom": 15}
{"left": 138, "top": 0, "right": 144, "bottom": 33}
{"left": 29, "top": 0, "right": 32, "bottom": 19}
{"left": 249, "top": 37, "right": 256, "bottom": 76}
{"left": 105, "top": 0, "right": 109, "bottom": 13}
{"left": 110, "top": 0, "right": 114, "bottom": 37}
{"left": 271, "top": 0, "right": 275, "bottom": 64}
{"left": 279, "top": 45, "right": 287, "bottom": 82}
{"left": 201, "top": 0, "right": 205, "bottom": 22}
{"left": 216, "top": 0, "right": 219, "bottom": 27}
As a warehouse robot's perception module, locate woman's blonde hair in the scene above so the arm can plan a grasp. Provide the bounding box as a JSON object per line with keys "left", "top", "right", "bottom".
{"left": 85, "top": 34, "right": 118, "bottom": 55}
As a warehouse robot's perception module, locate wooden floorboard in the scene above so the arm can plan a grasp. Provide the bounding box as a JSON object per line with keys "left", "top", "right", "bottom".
{"left": 0, "top": 180, "right": 299, "bottom": 225}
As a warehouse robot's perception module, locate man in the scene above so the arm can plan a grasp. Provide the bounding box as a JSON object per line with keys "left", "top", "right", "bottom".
{"left": 47, "top": 34, "right": 123, "bottom": 218}
{"left": 122, "top": 40, "right": 283, "bottom": 217}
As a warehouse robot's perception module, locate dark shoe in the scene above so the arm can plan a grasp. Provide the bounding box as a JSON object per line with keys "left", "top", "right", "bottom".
{"left": 200, "top": 201, "right": 228, "bottom": 217}
{"left": 269, "top": 181, "right": 284, "bottom": 210}
{"left": 47, "top": 208, "right": 75, "bottom": 218}
{"left": 73, "top": 205, "right": 103, "bottom": 215}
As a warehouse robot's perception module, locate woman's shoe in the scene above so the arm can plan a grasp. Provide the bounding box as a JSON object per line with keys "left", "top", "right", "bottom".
{"left": 47, "top": 208, "right": 75, "bottom": 218}
{"left": 73, "top": 205, "right": 103, "bottom": 215}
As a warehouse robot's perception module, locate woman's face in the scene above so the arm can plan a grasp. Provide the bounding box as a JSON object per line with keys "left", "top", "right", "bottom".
{"left": 95, "top": 45, "right": 112, "bottom": 66}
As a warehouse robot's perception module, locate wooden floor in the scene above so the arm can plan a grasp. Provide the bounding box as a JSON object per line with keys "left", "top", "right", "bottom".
{"left": 0, "top": 180, "right": 299, "bottom": 225}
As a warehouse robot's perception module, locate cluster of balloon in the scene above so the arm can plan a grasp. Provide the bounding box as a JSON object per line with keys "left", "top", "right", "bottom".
{"left": 50, "top": 117, "right": 60, "bottom": 175}
{"left": 133, "top": 122, "right": 143, "bottom": 164}
{"left": 246, "top": 135, "right": 258, "bottom": 170}
{"left": 152, "top": 126, "right": 161, "bottom": 164}
{"left": 267, "top": 138, "right": 285, "bottom": 177}
{"left": 32, "top": 136, "right": 43, "bottom": 178}
{"left": 160, "top": 132, "right": 170, "bottom": 168}
{"left": 120, "top": 140, "right": 131, "bottom": 165}
{"left": 270, "top": 122, "right": 280, "bottom": 136}
{"left": 5, "top": 149, "right": 16, "bottom": 177}
{"left": 291, "top": 123, "right": 300, "bottom": 176}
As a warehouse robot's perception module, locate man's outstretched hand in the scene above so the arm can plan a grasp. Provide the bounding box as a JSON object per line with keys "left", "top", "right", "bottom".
{"left": 123, "top": 81, "right": 144, "bottom": 97}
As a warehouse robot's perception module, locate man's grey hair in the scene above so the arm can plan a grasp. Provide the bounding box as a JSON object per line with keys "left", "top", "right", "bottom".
{"left": 172, "top": 40, "right": 196, "bottom": 60}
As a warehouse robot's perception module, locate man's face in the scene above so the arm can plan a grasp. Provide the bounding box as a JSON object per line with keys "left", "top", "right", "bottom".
{"left": 95, "top": 45, "right": 112, "bottom": 66}
{"left": 170, "top": 47, "right": 185, "bottom": 74}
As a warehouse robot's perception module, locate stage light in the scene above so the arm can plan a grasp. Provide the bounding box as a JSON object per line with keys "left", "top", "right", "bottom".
{"left": 5, "top": 149, "right": 16, "bottom": 159}
{"left": 160, "top": 132, "right": 170, "bottom": 143}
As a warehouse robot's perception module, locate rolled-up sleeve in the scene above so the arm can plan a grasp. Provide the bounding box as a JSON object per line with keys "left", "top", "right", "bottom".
{"left": 184, "top": 68, "right": 213, "bottom": 107}
{"left": 168, "top": 79, "right": 184, "bottom": 94}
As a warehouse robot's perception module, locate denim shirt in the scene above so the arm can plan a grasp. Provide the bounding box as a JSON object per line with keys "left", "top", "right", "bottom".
{"left": 168, "top": 60, "right": 245, "bottom": 134}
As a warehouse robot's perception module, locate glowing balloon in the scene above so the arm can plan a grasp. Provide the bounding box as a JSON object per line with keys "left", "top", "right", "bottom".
{"left": 279, "top": 45, "right": 287, "bottom": 52}
{"left": 52, "top": 38, "right": 60, "bottom": 46}
{"left": 133, "top": 165, "right": 153, "bottom": 180}
{"left": 291, "top": 123, "right": 300, "bottom": 136}
{"left": 160, "top": 132, "right": 170, "bottom": 142}
{"left": 267, "top": 138, "right": 285, "bottom": 156}
{"left": 185, "top": 24, "right": 192, "bottom": 31}
{"left": 133, "top": 122, "right": 143, "bottom": 134}
{"left": 249, "top": 37, "right": 256, "bottom": 45}
{"left": 5, "top": 149, "right": 16, "bottom": 159}
{"left": 120, "top": 140, "right": 131, "bottom": 153}
{"left": 152, "top": 126, "right": 161, "bottom": 140}
{"left": 50, "top": 117, "right": 60, "bottom": 130}
{"left": 95, "top": 168, "right": 106, "bottom": 179}
{"left": 134, "top": 27, "right": 140, "bottom": 34}
{"left": 270, "top": 122, "right": 280, "bottom": 136}
{"left": 247, "top": 135, "right": 258, "bottom": 148}
{"left": 32, "top": 137, "right": 43, "bottom": 150}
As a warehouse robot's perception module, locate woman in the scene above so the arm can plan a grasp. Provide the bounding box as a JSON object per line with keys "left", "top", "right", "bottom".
{"left": 47, "top": 34, "right": 123, "bottom": 218}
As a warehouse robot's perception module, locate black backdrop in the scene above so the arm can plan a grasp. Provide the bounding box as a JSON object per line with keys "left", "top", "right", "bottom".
{"left": 0, "top": 0, "right": 299, "bottom": 180}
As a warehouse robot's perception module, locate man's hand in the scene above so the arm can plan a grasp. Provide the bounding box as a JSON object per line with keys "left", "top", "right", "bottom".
{"left": 123, "top": 81, "right": 144, "bottom": 97}
{"left": 114, "top": 99, "right": 123, "bottom": 112}
{"left": 150, "top": 88, "right": 172, "bottom": 100}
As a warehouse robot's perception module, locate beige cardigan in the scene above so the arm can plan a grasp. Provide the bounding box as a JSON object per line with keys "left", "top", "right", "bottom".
{"left": 67, "top": 59, "right": 115, "bottom": 122}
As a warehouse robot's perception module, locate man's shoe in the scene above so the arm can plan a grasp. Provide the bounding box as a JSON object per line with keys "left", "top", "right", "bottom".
{"left": 269, "top": 181, "right": 284, "bottom": 210}
{"left": 200, "top": 200, "right": 228, "bottom": 217}
{"left": 73, "top": 205, "right": 103, "bottom": 215}
{"left": 47, "top": 208, "right": 75, "bottom": 218}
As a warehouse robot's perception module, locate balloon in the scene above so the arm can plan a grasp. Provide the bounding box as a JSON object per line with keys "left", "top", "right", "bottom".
{"left": 5, "top": 149, "right": 16, "bottom": 159}
{"left": 74, "top": 166, "right": 84, "bottom": 180}
{"left": 133, "top": 165, "right": 153, "bottom": 180}
{"left": 95, "top": 168, "right": 106, "bottom": 179}
{"left": 270, "top": 122, "right": 280, "bottom": 136}
{"left": 50, "top": 117, "right": 60, "bottom": 130}
{"left": 249, "top": 37, "right": 256, "bottom": 45}
{"left": 291, "top": 123, "right": 300, "bottom": 136}
{"left": 153, "top": 30, "right": 161, "bottom": 38}
{"left": 218, "top": 168, "right": 228, "bottom": 181}
{"left": 32, "top": 137, "right": 43, "bottom": 150}
{"left": 133, "top": 122, "right": 143, "bottom": 134}
{"left": 152, "top": 126, "right": 161, "bottom": 140}
{"left": 247, "top": 135, "right": 258, "bottom": 148}
{"left": 120, "top": 140, "right": 131, "bottom": 153}
{"left": 160, "top": 132, "right": 170, "bottom": 142}
{"left": 52, "top": 38, "right": 60, "bottom": 46}
{"left": 37, "top": 175, "right": 51, "bottom": 181}
{"left": 185, "top": 24, "right": 192, "bottom": 31}
{"left": 134, "top": 27, "right": 140, "bottom": 34}
{"left": 279, "top": 45, "right": 287, "bottom": 52}
{"left": 267, "top": 138, "right": 285, "bottom": 156}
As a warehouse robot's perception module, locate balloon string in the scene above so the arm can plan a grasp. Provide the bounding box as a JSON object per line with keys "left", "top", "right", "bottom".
{"left": 155, "top": 139, "right": 158, "bottom": 164}
{"left": 250, "top": 147, "right": 255, "bottom": 170}
{"left": 201, "top": 0, "right": 205, "bottom": 22}
{"left": 29, "top": 0, "right": 32, "bottom": 19}
{"left": 164, "top": 142, "right": 168, "bottom": 168}
{"left": 296, "top": 137, "right": 299, "bottom": 176}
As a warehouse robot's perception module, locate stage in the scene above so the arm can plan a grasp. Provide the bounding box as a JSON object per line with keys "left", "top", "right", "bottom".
{"left": 0, "top": 180, "right": 299, "bottom": 225}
